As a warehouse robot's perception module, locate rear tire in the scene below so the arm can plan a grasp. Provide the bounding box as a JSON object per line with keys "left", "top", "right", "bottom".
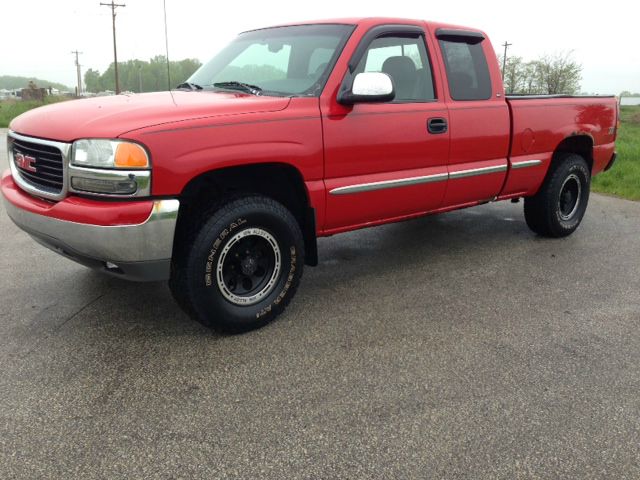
{"left": 170, "top": 195, "right": 304, "bottom": 333}
{"left": 524, "top": 153, "right": 591, "bottom": 238}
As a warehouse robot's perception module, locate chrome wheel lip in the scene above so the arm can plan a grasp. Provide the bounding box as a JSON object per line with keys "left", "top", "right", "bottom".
{"left": 558, "top": 173, "right": 582, "bottom": 221}
{"left": 216, "top": 228, "right": 281, "bottom": 306}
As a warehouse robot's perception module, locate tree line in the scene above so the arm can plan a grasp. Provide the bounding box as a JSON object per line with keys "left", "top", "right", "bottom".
{"left": 500, "top": 51, "right": 582, "bottom": 95}
{"left": 83, "top": 51, "right": 587, "bottom": 96}
{"left": 84, "top": 56, "right": 201, "bottom": 93}
{"left": 0, "top": 75, "right": 70, "bottom": 92}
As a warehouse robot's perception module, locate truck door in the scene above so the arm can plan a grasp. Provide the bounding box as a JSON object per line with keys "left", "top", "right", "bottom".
{"left": 435, "top": 29, "right": 510, "bottom": 206}
{"left": 320, "top": 24, "right": 450, "bottom": 232}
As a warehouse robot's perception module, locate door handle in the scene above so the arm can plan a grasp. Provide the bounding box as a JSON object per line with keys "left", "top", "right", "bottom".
{"left": 427, "top": 117, "right": 448, "bottom": 134}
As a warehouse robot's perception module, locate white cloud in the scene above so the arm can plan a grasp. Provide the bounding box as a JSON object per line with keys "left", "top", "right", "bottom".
{"left": 1, "top": 0, "right": 637, "bottom": 93}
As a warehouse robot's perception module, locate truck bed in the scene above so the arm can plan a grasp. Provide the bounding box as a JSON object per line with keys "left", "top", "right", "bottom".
{"left": 499, "top": 95, "right": 618, "bottom": 199}
{"left": 506, "top": 94, "right": 616, "bottom": 100}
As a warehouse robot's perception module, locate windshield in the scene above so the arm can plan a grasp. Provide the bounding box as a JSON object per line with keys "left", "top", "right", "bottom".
{"left": 187, "top": 24, "right": 354, "bottom": 97}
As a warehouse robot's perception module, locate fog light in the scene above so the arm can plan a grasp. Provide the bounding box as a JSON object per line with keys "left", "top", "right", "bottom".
{"left": 103, "top": 261, "right": 124, "bottom": 274}
{"left": 71, "top": 176, "right": 137, "bottom": 195}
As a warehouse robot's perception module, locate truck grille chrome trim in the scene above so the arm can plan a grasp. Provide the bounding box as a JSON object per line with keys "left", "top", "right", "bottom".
{"left": 7, "top": 130, "right": 70, "bottom": 201}
{"left": 448, "top": 164, "right": 507, "bottom": 179}
{"left": 511, "top": 159, "right": 542, "bottom": 169}
{"left": 329, "top": 172, "right": 448, "bottom": 195}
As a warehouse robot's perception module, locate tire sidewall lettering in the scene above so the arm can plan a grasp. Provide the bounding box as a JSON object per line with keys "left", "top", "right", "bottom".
{"left": 204, "top": 217, "right": 247, "bottom": 287}
{"left": 256, "top": 246, "right": 297, "bottom": 319}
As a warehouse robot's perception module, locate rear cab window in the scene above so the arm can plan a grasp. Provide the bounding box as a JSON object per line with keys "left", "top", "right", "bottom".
{"left": 437, "top": 30, "right": 492, "bottom": 101}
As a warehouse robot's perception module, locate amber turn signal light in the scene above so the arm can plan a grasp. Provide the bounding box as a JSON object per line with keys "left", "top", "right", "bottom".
{"left": 114, "top": 142, "right": 149, "bottom": 168}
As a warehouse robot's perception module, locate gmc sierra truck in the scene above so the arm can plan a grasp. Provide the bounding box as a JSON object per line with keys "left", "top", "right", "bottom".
{"left": 2, "top": 18, "right": 618, "bottom": 332}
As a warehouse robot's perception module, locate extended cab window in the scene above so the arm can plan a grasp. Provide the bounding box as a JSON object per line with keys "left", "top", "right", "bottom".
{"left": 355, "top": 35, "right": 435, "bottom": 102}
{"left": 439, "top": 39, "right": 492, "bottom": 101}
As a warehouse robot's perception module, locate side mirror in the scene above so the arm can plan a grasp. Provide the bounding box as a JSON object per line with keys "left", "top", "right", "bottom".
{"left": 338, "top": 72, "right": 395, "bottom": 105}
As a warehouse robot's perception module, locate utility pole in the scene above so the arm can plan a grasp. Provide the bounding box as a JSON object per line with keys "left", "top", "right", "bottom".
{"left": 501, "top": 41, "right": 512, "bottom": 81}
{"left": 71, "top": 50, "right": 83, "bottom": 97}
{"left": 163, "top": 0, "right": 171, "bottom": 90}
{"left": 100, "top": 1, "right": 126, "bottom": 94}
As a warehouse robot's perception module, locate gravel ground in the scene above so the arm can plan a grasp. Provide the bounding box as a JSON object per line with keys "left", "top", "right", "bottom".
{"left": 1, "top": 128, "right": 640, "bottom": 479}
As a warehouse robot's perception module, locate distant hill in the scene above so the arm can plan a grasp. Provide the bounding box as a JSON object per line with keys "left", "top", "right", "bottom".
{"left": 0, "top": 75, "right": 70, "bottom": 91}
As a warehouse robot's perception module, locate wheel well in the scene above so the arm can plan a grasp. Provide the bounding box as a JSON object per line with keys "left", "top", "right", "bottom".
{"left": 553, "top": 135, "right": 594, "bottom": 171}
{"left": 175, "top": 163, "right": 318, "bottom": 266}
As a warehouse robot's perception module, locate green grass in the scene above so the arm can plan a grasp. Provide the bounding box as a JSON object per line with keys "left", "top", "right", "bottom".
{"left": 592, "top": 106, "right": 640, "bottom": 200}
{"left": 0, "top": 96, "right": 68, "bottom": 128}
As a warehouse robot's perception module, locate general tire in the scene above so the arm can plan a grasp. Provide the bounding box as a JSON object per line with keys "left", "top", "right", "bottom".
{"left": 170, "top": 196, "right": 304, "bottom": 333}
{"left": 524, "top": 153, "right": 591, "bottom": 238}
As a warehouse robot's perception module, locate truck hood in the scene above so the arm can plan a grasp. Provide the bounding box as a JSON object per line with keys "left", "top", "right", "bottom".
{"left": 9, "top": 91, "right": 291, "bottom": 142}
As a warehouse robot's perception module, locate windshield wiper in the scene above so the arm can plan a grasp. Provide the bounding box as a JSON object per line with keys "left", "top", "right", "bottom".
{"left": 212, "top": 81, "right": 262, "bottom": 95}
{"left": 175, "top": 82, "right": 203, "bottom": 90}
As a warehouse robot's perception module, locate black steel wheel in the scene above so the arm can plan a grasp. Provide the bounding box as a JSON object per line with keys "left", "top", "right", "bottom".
{"left": 216, "top": 227, "right": 281, "bottom": 306}
{"left": 524, "top": 153, "right": 591, "bottom": 238}
{"left": 558, "top": 173, "right": 582, "bottom": 221}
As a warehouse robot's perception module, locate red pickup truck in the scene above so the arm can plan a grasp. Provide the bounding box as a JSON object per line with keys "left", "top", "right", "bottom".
{"left": 2, "top": 18, "right": 618, "bottom": 332}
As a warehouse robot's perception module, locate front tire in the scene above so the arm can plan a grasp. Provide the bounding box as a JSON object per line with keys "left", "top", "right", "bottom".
{"left": 170, "top": 196, "right": 304, "bottom": 333}
{"left": 524, "top": 153, "right": 591, "bottom": 238}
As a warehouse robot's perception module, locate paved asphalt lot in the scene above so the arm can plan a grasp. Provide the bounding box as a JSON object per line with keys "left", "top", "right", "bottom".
{"left": 1, "top": 127, "right": 640, "bottom": 479}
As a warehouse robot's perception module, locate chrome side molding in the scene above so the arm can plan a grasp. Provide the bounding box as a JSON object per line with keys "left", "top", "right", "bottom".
{"left": 329, "top": 159, "right": 541, "bottom": 196}
{"left": 511, "top": 159, "right": 542, "bottom": 169}
{"left": 448, "top": 164, "right": 508, "bottom": 179}
{"left": 330, "top": 172, "right": 448, "bottom": 195}
{"left": 330, "top": 164, "right": 508, "bottom": 196}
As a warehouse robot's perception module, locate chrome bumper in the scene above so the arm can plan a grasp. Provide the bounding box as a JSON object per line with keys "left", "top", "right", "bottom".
{"left": 4, "top": 198, "right": 180, "bottom": 281}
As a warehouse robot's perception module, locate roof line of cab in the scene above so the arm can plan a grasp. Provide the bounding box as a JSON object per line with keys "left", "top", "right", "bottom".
{"left": 241, "top": 17, "right": 485, "bottom": 37}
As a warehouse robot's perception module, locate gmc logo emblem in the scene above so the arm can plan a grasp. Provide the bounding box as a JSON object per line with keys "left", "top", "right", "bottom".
{"left": 14, "top": 152, "right": 37, "bottom": 173}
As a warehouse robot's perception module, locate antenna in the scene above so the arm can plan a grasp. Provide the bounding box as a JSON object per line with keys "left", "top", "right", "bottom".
{"left": 163, "top": 0, "right": 171, "bottom": 90}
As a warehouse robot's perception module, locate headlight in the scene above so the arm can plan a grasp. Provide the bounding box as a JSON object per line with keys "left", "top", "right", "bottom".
{"left": 72, "top": 139, "right": 149, "bottom": 169}
{"left": 69, "top": 139, "right": 151, "bottom": 197}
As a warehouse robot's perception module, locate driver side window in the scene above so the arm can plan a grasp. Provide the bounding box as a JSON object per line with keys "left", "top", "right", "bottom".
{"left": 356, "top": 35, "right": 435, "bottom": 102}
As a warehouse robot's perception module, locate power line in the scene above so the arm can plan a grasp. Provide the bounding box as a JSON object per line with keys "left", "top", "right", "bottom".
{"left": 100, "top": 1, "right": 126, "bottom": 94}
{"left": 71, "top": 50, "right": 83, "bottom": 96}
{"left": 501, "top": 41, "right": 512, "bottom": 82}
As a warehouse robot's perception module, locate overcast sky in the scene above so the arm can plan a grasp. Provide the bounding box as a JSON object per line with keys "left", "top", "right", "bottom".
{"left": 1, "top": 0, "right": 637, "bottom": 94}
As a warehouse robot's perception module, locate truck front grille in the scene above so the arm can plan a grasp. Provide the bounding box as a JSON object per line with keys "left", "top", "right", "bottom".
{"left": 12, "top": 138, "right": 64, "bottom": 194}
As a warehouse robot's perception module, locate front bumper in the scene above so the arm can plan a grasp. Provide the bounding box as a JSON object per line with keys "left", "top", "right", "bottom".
{"left": 2, "top": 171, "right": 179, "bottom": 281}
